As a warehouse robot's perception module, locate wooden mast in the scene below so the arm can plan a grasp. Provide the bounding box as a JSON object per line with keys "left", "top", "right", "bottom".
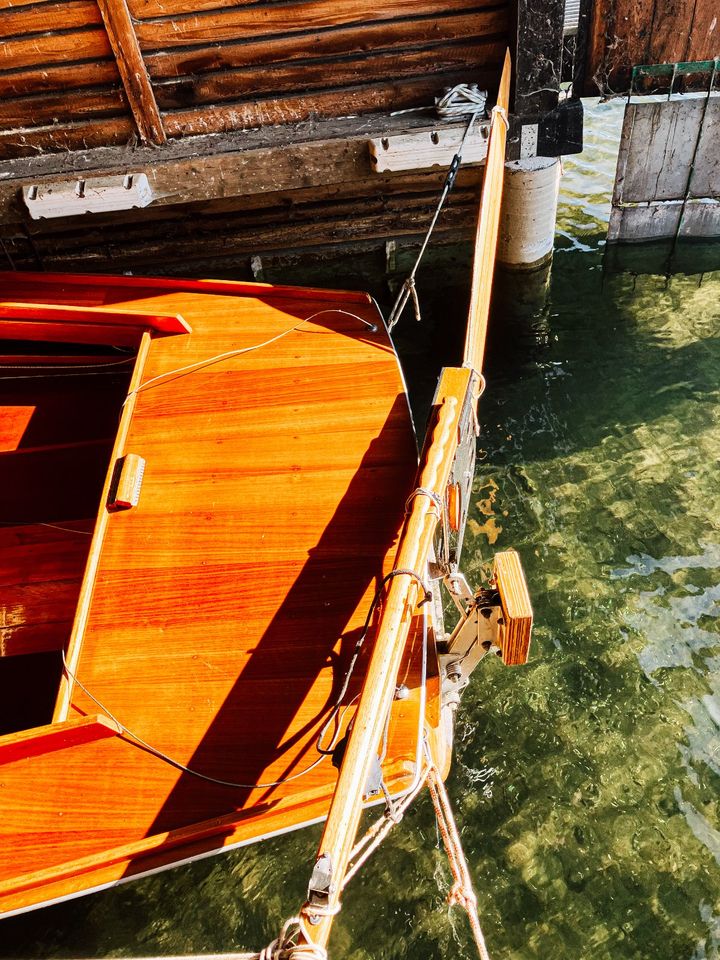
{"left": 464, "top": 47, "right": 511, "bottom": 379}
{"left": 297, "top": 50, "right": 512, "bottom": 954}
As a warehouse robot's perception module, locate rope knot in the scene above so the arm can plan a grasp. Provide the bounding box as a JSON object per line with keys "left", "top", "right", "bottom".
{"left": 259, "top": 917, "right": 329, "bottom": 960}
{"left": 490, "top": 104, "right": 509, "bottom": 132}
{"left": 448, "top": 881, "right": 478, "bottom": 912}
{"left": 302, "top": 900, "right": 342, "bottom": 923}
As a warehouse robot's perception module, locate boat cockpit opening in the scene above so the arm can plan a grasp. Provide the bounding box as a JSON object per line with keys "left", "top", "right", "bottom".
{"left": 0, "top": 340, "right": 137, "bottom": 737}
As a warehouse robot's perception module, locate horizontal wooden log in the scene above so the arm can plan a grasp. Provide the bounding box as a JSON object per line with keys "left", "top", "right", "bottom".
{"left": 17, "top": 190, "right": 478, "bottom": 271}
{"left": 21, "top": 175, "right": 479, "bottom": 248}
{"left": 163, "top": 68, "right": 499, "bottom": 138}
{"left": 129, "top": 0, "right": 291, "bottom": 12}
{"left": 0, "top": 118, "right": 135, "bottom": 161}
{"left": 133, "top": 0, "right": 504, "bottom": 47}
{"left": 0, "top": 60, "right": 118, "bottom": 100}
{"left": 0, "top": 88, "right": 125, "bottom": 131}
{"left": 144, "top": 9, "right": 508, "bottom": 80}
{"left": 0, "top": 108, "right": 454, "bottom": 180}
{"left": 0, "top": 1, "right": 101, "bottom": 40}
{"left": 0, "top": 28, "right": 111, "bottom": 73}
{"left": 21, "top": 167, "right": 482, "bottom": 240}
{"left": 154, "top": 40, "right": 505, "bottom": 109}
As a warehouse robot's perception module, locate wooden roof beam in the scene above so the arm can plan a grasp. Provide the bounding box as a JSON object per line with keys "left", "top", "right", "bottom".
{"left": 95, "top": 0, "right": 166, "bottom": 146}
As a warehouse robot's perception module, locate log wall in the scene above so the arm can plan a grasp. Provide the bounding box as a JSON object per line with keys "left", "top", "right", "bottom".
{"left": 0, "top": 0, "right": 510, "bottom": 159}
{"left": 586, "top": 0, "right": 719, "bottom": 95}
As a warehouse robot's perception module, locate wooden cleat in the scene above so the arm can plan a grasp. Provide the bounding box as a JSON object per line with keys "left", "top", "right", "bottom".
{"left": 493, "top": 549, "right": 533, "bottom": 666}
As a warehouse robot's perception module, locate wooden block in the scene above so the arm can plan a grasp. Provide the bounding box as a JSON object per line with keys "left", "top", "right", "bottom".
{"left": 0, "top": 715, "right": 119, "bottom": 765}
{"left": 369, "top": 124, "right": 489, "bottom": 173}
{"left": 108, "top": 453, "right": 146, "bottom": 509}
{"left": 23, "top": 174, "right": 155, "bottom": 220}
{"left": 494, "top": 549, "right": 533, "bottom": 666}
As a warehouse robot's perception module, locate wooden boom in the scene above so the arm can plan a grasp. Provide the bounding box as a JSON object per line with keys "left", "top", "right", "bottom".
{"left": 298, "top": 49, "right": 512, "bottom": 952}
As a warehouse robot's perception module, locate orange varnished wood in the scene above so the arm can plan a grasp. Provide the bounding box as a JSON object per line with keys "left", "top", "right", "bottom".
{"left": 494, "top": 549, "right": 533, "bottom": 666}
{"left": 300, "top": 365, "right": 473, "bottom": 950}
{"left": 0, "top": 301, "right": 191, "bottom": 337}
{"left": 0, "top": 272, "right": 422, "bottom": 915}
{"left": 0, "top": 358, "right": 134, "bottom": 663}
{"left": 464, "top": 49, "right": 510, "bottom": 379}
{"left": 299, "top": 50, "right": 513, "bottom": 954}
{"left": 0, "top": 715, "right": 119, "bottom": 765}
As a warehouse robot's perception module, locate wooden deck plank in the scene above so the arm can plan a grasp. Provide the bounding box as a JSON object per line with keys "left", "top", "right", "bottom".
{"left": 0, "top": 275, "right": 423, "bottom": 914}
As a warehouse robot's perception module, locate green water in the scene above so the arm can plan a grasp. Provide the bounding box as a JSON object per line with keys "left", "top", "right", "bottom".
{"left": 4, "top": 100, "right": 720, "bottom": 959}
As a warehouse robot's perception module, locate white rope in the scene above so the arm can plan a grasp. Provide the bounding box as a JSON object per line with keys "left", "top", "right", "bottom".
{"left": 490, "top": 104, "right": 509, "bottom": 132}
{"left": 256, "top": 917, "right": 328, "bottom": 960}
{"left": 342, "top": 767, "right": 431, "bottom": 887}
{"left": 126, "top": 309, "right": 376, "bottom": 402}
{"left": 436, "top": 84, "right": 488, "bottom": 118}
{"left": 391, "top": 83, "right": 488, "bottom": 118}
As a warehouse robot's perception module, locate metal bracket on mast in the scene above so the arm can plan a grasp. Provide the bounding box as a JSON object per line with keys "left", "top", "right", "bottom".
{"left": 438, "top": 579, "right": 502, "bottom": 714}
{"left": 306, "top": 853, "right": 334, "bottom": 925}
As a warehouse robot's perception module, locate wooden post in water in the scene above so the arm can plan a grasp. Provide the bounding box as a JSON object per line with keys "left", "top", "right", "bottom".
{"left": 296, "top": 50, "right": 512, "bottom": 955}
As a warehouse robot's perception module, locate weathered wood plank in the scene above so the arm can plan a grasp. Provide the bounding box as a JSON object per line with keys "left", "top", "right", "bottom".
{"left": 686, "top": 0, "right": 720, "bottom": 61}
{"left": 0, "top": 0, "right": 100, "bottom": 39}
{"left": 144, "top": 9, "right": 508, "bottom": 80}
{"left": 647, "top": 0, "right": 697, "bottom": 66}
{"left": 154, "top": 40, "right": 505, "bottom": 109}
{"left": 14, "top": 190, "right": 477, "bottom": 272}
{"left": 584, "top": 0, "right": 718, "bottom": 95}
{"left": 95, "top": 0, "right": 166, "bottom": 144}
{"left": 617, "top": 99, "right": 707, "bottom": 203}
{"left": 133, "top": 0, "right": 504, "bottom": 47}
{"left": 0, "top": 28, "right": 111, "bottom": 72}
{"left": 609, "top": 98, "right": 720, "bottom": 241}
{"left": 0, "top": 110, "right": 458, "bottom": 182}
{"left": 689, "top": 98, "right": 720, "bottom": 199}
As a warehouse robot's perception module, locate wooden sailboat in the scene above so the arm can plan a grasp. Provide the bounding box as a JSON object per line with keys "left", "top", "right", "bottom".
{"left": 0, "top": 52, "right": 530, "bottom": 953}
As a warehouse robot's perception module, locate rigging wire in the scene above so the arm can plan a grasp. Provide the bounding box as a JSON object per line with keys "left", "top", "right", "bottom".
{"left": 61, "top": 568, "right": 430, "bottom": 791}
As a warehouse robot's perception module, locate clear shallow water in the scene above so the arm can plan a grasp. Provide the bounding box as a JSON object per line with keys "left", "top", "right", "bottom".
{"left": 4, "top": 100, "right": 720, "bottom": 959}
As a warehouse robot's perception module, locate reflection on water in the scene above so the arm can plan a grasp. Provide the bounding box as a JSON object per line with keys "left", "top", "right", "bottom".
{"left": 3, "top": 99, "right": 720, "bottom": 960}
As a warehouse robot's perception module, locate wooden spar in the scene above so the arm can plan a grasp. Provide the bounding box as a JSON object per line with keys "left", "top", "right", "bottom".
{"left": 297, "top": 51, "right": 512, "bottom": 954}
{"left": 464, "top": 48, "right": 511, "bottom": 382}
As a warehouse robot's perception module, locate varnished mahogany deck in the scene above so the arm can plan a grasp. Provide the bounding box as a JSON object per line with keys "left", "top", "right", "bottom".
{"left": 0, "top": 273, "right": 434, "bottom": 915}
